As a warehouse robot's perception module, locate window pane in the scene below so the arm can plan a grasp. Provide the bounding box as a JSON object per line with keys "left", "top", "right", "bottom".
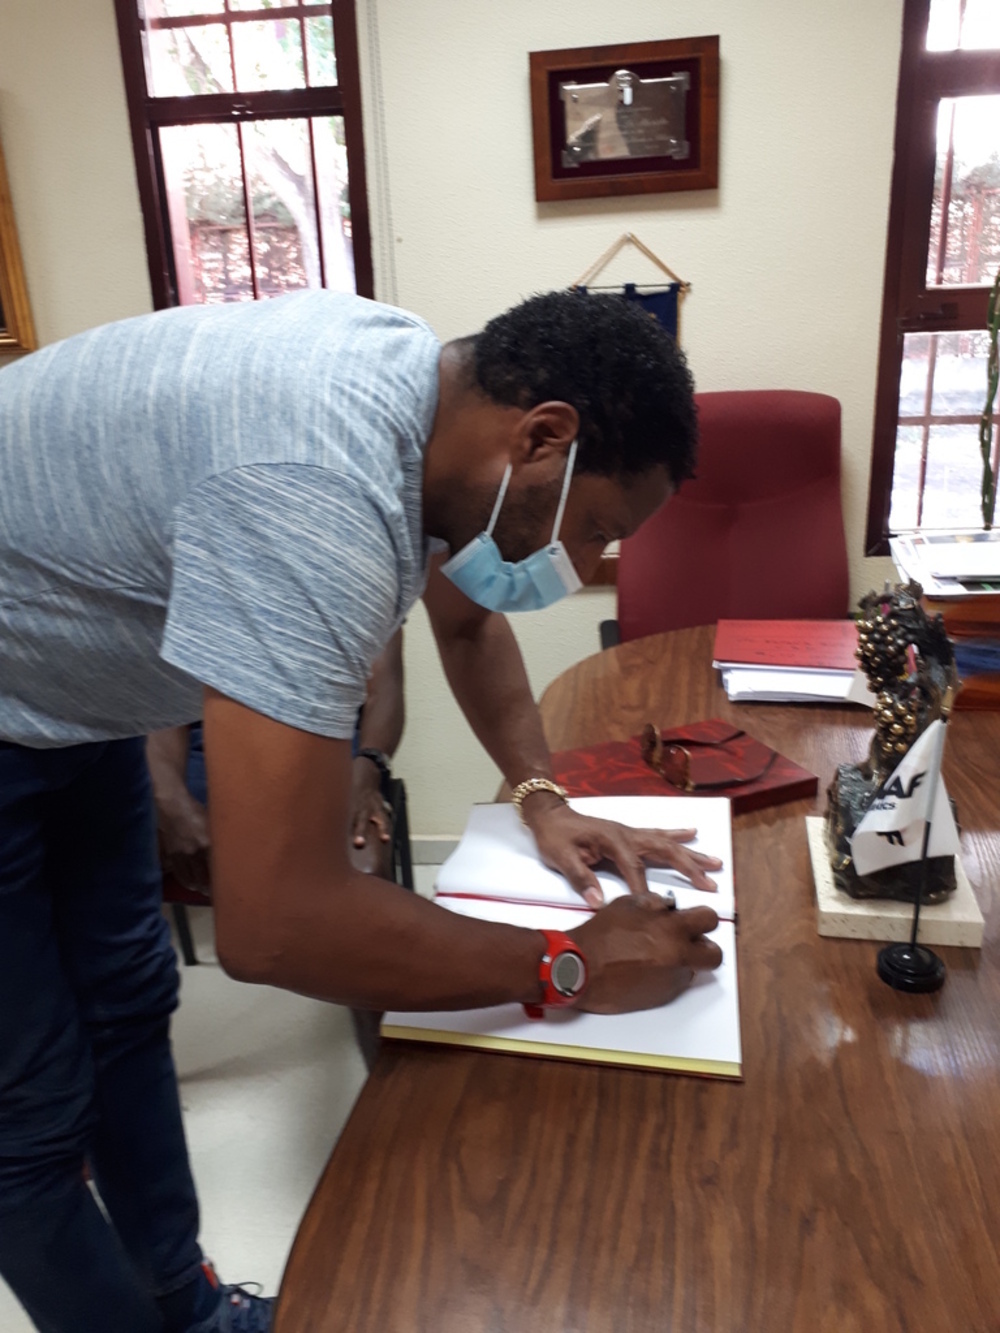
{"left": 927, "top": 0, "right": 1000, "bottom": 51}
{"left": 920, "top": 424, "right": 993, "bottom": 527}
{"left": 228, "top": 0, "right": 297, "bottom": 7}
{"left": 305, "top": 16, "right": 337, "bottom": 86}
{"left": 231, "top": 19, "right": 305, "bottom": 92}
{"left": 160, "top": 114, "right": 355, "bottom": 304}
{"left": 889, "top": 425, "right": 922, "bottom": 531}
{"left": 147, "top": 23, "right": 233, "bottom": 96}
{"left": 891, "top": 332, "right": 998, "bottom": 531}
{"left": 159, "top": 123, "right": 252, "bottom": 305}
{"left": 928, "top": 96, "right": 1000, "bottom": 287}
{"left": 243, "top": 119, "right": 316, "bottom": 297}
{"left": 312, "top": 116, "right": 355, "bottom": 292}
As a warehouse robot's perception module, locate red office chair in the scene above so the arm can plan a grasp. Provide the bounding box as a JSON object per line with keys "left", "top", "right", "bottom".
{"left": 607, "top": 390, "right": 850, "bottom": 644}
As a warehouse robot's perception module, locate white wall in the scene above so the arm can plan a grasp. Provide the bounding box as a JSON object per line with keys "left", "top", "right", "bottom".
{"left": 0, "top": 0, "right": 899, "bottom": 835}
{"left": 0, "top": 0, "right": 151, "bottom": 356}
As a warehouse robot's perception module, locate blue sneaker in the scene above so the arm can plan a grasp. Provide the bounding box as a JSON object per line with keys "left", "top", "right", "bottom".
{"left": 186, "top": 1264, "right": 274, "bottom": 1332}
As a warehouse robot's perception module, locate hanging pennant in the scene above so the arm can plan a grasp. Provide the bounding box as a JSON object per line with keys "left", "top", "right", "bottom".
{"left": 620, "top": 281, "right": 679, "bottom": 338}
{"left": 571, "top": 232, "right": 689, "bottom": 342}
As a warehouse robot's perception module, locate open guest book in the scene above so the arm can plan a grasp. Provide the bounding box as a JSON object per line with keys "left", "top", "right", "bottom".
{"left": 382, "top": 796, "right": 742, "bottom": 1079}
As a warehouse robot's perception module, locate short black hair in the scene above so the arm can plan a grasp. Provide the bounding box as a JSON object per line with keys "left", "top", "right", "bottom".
{"left": 470, "top": 289, "right": 697, "bottom": 483}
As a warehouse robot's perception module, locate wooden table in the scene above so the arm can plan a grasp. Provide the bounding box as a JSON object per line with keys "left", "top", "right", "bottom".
{"left": 275, "top": 626, "right": 1000, "bottom": 1333}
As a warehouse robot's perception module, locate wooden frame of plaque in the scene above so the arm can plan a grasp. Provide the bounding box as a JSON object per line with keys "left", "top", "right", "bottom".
{"left": 0, "top": 128, "right": 36, "bottom": 354}
{"left": 529, "top": 37, "right": 719, "bottom": 203}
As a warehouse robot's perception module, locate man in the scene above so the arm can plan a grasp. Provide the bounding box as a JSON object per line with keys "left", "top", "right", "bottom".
{"left": 0, "top": 289, "right": 722, "bottom": 1333}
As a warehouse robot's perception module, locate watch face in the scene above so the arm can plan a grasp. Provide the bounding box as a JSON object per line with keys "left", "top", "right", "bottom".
{"left": 551, "top": 949, "right": 586, "bottom": 997}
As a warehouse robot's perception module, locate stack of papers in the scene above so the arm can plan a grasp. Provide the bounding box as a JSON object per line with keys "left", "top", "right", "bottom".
{"left": 382, "top": 796, "right": 742, "bottom": 1079}
{"left": 713, "top": 619, "right": 871, "bottom": 705}
{"left": 891, "top": 530, "right": 1000, "bottom": 599}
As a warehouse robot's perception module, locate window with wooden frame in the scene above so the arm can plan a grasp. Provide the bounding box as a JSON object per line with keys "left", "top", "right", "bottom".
{"left": 113, "top": 0, "right": 372, "bottom": 311}
{"left": 867, "top": 0, "right": 1000, "bottom": 554}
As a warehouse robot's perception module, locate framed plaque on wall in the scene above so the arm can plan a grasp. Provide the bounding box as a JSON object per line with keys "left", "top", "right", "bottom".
{"left": 529, "top": 36, "right": 719, "bottom": 203}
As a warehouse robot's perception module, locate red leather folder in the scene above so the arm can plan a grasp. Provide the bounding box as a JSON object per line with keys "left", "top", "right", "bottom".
{"left": 713, "top": 619, "right": 858, "bottom": 671}
{"left": 552, "top": 719, "right": 817, "bottom": 815}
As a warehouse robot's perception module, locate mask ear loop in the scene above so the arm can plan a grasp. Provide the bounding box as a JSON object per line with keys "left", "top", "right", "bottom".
{"left": 485, "top": 465, "right": 513, "bottom": 539}
{"left": 549, "top": 438, "right": 579, "bottom": 544}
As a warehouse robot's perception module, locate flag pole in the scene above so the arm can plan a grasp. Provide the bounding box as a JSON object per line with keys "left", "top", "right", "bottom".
{"left": 876, "top": 718, "right": 948, "bottom": 993}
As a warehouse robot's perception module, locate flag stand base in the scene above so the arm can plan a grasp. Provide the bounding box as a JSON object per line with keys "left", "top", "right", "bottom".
{"left": 876, "top": 942, "right": 946, "bottom": 993}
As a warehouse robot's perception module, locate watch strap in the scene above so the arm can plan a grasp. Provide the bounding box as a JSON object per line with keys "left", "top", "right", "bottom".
{"left": 523, "top": 929, "right": 587, "bottom": 1020}
{"left": 357, "top": 747, "right": 391, "bottom": 780}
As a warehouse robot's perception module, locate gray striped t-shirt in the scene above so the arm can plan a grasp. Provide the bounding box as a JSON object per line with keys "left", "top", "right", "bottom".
{"left": 0, "top": 291, "right": 440, "bottom": 746}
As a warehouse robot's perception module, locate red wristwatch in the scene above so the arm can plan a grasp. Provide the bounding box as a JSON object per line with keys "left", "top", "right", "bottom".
{"left": 523, "top": 930, "right": 588, "bottom": 1019}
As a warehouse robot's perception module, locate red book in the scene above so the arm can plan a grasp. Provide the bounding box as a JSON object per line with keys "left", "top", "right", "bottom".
{"left": 713, "top": 619, "right": 858, "bottom": 671}
{"left": 551, "top": 719, "right": 817, "bottom": 816}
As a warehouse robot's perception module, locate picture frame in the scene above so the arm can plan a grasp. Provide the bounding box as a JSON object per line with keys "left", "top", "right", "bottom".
{"left": 529, "top": 36, "right": 719, "bottom": 203}
{"left": 0, "top": 130, "right": 36, "bottom": 353}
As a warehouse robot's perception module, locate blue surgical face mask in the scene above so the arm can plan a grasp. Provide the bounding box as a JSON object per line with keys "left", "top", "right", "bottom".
{"left": 440, "top": 440, "right": 583, "bottom": 613}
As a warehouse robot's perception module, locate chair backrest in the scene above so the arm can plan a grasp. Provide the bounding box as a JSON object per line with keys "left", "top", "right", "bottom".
{"left": 616, "top": 390, "right": 850, "bottom": 642}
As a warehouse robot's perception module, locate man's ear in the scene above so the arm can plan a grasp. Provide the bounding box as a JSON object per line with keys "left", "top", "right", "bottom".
{"left": 513, "top": 400, "right": 580, "bottom": 465}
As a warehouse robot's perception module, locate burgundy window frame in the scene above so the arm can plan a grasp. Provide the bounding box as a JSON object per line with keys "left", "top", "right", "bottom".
{"left": 113, "top": 0, "right": 374, "bottom": 311}
{"left": 866, "top": 0, "right": 1000, "bottom": 554}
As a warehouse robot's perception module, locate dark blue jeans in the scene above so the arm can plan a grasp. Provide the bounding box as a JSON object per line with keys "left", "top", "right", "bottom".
{"left": 0, "top": 738, "right": 204, "bottom": 1332}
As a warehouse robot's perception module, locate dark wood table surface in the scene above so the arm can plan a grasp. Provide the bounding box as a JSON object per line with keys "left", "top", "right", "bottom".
{"left": 275, "top": 626, "right": 1000, "bottom": 1333}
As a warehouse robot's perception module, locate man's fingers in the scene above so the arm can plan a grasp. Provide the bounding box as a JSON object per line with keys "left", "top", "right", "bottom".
{"left": 602, "top": 830, "right": 649, "bottom": 898}
{"left": 561, "top": 855, "right": 605, "bottom": 908}
{"left": 372, "top": 804, "right": 393, "bottom": 843}
{"left": 174, "top": 851, "right": 212, "bottom": 896}
{"left": 661, "top": 828, "right": 698, "bottom": 843}
{"left": 634, "top": 832, "right": 720, "bottom": 892}
{"left": 667, "top": 848, "right": 718, "bottom": 893}
{"left": 674, "top": 905, "right": 720, "bottom": 937}
{"left": 635, "top": 829, "right": 724, "bottom": 870}
{"left": 686, "top": 935, "right": 724, "bottom": 971}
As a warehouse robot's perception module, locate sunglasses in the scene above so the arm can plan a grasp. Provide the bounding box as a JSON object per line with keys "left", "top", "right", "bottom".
{"left": 639, "top": 723, "right": 777, "bottom": 792}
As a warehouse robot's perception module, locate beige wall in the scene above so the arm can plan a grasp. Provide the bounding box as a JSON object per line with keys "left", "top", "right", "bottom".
{"left": 0, "top": 0, "right": 151, "bottom": 358}
{"left": 0, "top": 0, "right": 899, "bottom": 835}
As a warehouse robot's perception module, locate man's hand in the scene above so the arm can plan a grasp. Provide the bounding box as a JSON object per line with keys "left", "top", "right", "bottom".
{"left": 522, "top": 794, "right": 722, "bottom": 906}
{"left": 568, "top": 895, "right": 722, "bottom": 1013}
{"left": 350, "top": 759, "right": 392, "bottom": 850}
{"left": 156, "top": 789, "right": 211, "bottom": 895}
{"left": 147, "top": 726, "right": 212, "bottom": 895}
{"left": 349, "top": 757, "right": 393, "bottom": 877}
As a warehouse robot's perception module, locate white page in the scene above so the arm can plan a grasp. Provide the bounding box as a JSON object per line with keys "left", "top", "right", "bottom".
{"left": 722, "top": 666, "right": 856, "bottom": 703}
{"left": 435, "top": 796, "right": 734, "bottom": 919}
{"left": 924, "top": 541, "right": 1000, "bottom": 581}
{"left": 383, "top": 898, "right": 741, "bottom": 1078}
{"left": 891, "top": 534, "right": 1000, "bottom": 597}
{"left": 713, "top": 660, "right": 854, "bottom": 678}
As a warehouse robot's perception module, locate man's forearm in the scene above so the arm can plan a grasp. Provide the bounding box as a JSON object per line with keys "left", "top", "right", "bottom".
{"left": 215, "top": 863, "right": 545, "bottom": 1012}
{"left": 357, "top": 628, "right": 405, "bottom": 758}
{"left": 434, "top": 610, "right": 554, "bottom": 788}
{"left": 146, "top": 725, "right": 192, "bottom": 803}
{"left": 204, "top": 686, "right": 546, "bottom": 1012}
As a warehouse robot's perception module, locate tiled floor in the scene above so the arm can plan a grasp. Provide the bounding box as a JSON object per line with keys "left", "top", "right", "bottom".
{"left": 0, "top": 865, "right": 439, "bottom": 1331}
